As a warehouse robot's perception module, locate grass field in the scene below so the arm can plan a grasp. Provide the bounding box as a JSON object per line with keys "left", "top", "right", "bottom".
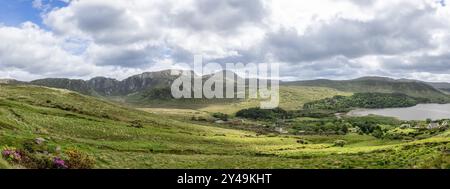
{"left": 125, "top": 86, "right": 352, "bottom": 114}
{"left": 0, "top": 84, "right": 449, "bottom": 169}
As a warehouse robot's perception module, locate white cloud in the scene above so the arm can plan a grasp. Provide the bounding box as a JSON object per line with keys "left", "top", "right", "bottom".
{"left": 1, "top": 0, "right": 450, "bottom": 82}
{"left": 0, "top": 22, "right": 156, "bottom": 81}
{"left": 0, "top": 22, "right": 93, "bottom": 80}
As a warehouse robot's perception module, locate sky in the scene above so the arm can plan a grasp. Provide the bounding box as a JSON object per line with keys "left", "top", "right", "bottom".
{"left": 0, "top": 0, "right": 450, "bottom": 82}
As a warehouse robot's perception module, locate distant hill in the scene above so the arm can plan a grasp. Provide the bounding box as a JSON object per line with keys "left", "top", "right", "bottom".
{"left": 2, "top": 81, "right": 449, "bottom": 169}
{"left": 23, "top": 70, "right": 248, "bottom": 97}
{"left": 4, "top": 72, "right": 450, "bottom": 105}
{"left": 25, "top": 70, "right": 185, "bottom": 96}
{"left": 30, "top": 78, "right": 96, "bottom": 95}
{"left": 284, "top": 76, "right": 450, "bottom": 103}
{"left": 427, "top": 82, "right": 450, "bottom": 94}
{"left": 0, "top": 79, "right": 23, "bottom": 85}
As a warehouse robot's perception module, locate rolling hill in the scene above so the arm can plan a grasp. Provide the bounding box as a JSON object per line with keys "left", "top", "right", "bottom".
{"left": 126, "top": 85, "right": 352, "bottom": 113}
{"left": 284, "top": 76, "right": 450, "bottom": 103}
{"left": 28, "top": 70, "right": 184, "bottom": 96}
{"left": 0, "top": 79, "right": 23, "bottom": 85}
{"left": 4, "top": 72, "right": 450, "bottom": 113}
{"left": 0, "top": 84, "right": 449, "bottom": 168}
{"left": 428, "top": 82, "right": 450, "bottom": 94}
{"left": 13, "top": 70, "right": 351, "bottom": 112}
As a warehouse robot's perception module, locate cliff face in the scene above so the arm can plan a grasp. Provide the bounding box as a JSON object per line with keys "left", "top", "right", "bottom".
{"left": 26, "top": 70, "right": 184, "bottom": 96}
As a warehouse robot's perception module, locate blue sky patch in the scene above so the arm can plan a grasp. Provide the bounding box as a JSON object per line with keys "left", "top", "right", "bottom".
{"left": 0, "top": 0, "right": 67, "bottom": 27}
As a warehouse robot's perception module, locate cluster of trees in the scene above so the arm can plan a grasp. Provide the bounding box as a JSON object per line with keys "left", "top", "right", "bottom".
{"left": 236, "top": 107, "right": 293, "bottom": 120}
{"left": 345, "top": 116, "right": 403, "bottom": 138}
{"left": 293, "top": 116, "right": 401, "bottom": 137}
{"left": 295, "top": 109, "right": 337, "bottom": 118}
{"left": 293, "top": 119, "right": 350, "bottom": 135}
{"left": 303, "top": 93, "right": 428, "bottom": 111}
{"left": 348, "top": 119, "right": 384, "bottom": 138}
{"left": 212, "top": 112, "right": 229, "bottom": 121}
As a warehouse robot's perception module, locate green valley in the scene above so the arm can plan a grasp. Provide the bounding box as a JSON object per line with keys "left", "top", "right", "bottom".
{"left": 1, "top": 82, "right": 449, "bottom": 169}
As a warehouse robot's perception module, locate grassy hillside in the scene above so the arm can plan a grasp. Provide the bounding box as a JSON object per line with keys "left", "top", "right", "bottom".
{"left": 428, "top": 82, "right": 450, "bottom": 94}
{"left": 1, "top": 84, "right": 449, "bottom": 168}
{"left": 285, "top": 77, "right": 450, "bottom": 103}
{"left": 124, "top": 86, "right": 353, "bottom": 114}
{"left": 30, "top": 78, "right": 96, "bottom": 96}
{"left": 0, "top": 158, "right": 9, "bottom": 169}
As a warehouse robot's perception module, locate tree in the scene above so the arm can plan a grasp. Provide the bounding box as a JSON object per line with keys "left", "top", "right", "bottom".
{"left": 212, "top": 112, "right": 229, "bottom": 121}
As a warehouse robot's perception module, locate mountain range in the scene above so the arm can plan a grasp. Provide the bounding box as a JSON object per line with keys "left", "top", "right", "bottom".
{"left": 284, "top": 76, "right": 450, "bottom": 103}
{"left": 2, "top": 70, "right": 450, "bottom": 103}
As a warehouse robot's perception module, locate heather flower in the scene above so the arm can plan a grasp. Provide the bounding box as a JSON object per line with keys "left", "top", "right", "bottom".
{"left": 53, "top": 157, "right": 68, "bottom": 169}
{"left": 1, "top": 147, "right": 22, "bottom": 162}
{"left": 13, "top": 152, "right": 22, "bottom": 161}
{"left": 2, "top": 150, "right": 12, "bottom": 157}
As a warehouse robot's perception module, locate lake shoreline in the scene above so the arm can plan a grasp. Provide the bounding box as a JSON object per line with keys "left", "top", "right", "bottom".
{"left": 347, "top": 103, "right": 450, "bottom": 121}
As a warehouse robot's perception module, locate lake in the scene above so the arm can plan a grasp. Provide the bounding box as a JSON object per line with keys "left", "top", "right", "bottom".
{"left": 347, "top": 104, "right": 450, "bottom": 121}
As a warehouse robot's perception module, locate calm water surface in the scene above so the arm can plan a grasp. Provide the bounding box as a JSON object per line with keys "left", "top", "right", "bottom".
{"left": 347, "top": 104, "right": 450, "bottom": 121}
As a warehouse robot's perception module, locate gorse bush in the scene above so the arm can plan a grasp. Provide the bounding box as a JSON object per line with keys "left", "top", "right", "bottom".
{"left": 64, "top": 149, "right": 95, "bottom": 169}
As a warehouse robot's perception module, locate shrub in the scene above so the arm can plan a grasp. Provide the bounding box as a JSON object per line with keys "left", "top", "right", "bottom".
{"left": 212, "top": 112, "right": 229, "bottom": 121}
{"left": 53, "top": 157, "right": 68, "bottom": 169}
{"left": 1, "top": 146, "right": 22, "bottom": 163}
{"left": 22, "top": 139, "right": 51, "bottom": 153}
{"left": 333, "top": 140, "right": 347, "bottom": 147}
{"left": 20, "top": 152, "right": 54, "bottom": 169}
{"left": 372, "top": 128, "right": 385, "bottom": 138}
{"left": 64, "top": 149, "right": 95, "bottom": 169}
{"left": 296, "top": 139, "right": 310, "bottom": 144}
{"left": 129, "top": 120, "right": 144, "bottom": 128}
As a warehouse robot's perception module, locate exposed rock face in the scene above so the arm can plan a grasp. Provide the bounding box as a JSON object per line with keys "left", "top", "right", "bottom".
{"left": 26, "top": 70, "right": 186, "bottom": 96}
{"left": 30, "top": 78, "right": 93, "bottom": 95}
{"left": 119, "top": 70, "right": 181, "bottom": 94}
{"left": 87, "top": 77, "right": 121, "bottom": 96}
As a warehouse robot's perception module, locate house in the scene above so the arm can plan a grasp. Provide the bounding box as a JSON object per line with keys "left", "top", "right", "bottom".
{"left": 441, "top": 120, "right": 448, "bottom": 127}
{"left": 215, "top": 120, "right": 226, "bottom": 124}
{"left": 427, "top": 122, "right": 440, "bottom": 129}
